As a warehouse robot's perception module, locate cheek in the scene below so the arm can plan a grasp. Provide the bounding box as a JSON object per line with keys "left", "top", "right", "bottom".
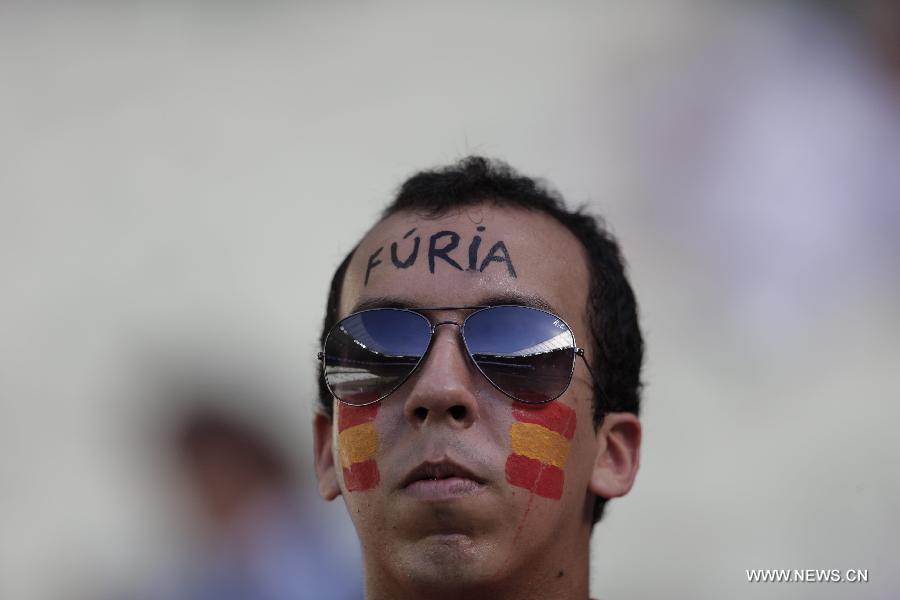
{"left": 337, "top": 403, "right": 381, "bottom": 492}
{"left": 504, "top": 402, "right": 576, "bottom": 500}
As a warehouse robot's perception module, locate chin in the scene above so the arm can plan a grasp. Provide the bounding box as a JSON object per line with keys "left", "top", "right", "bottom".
{"left": 391, "top": 532, "right": 502, "bottom": 590}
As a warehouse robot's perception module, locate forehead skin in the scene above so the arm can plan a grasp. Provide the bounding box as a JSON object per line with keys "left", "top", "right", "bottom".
{"left": 341, "top": 205, "right": 591, "bottom": 335}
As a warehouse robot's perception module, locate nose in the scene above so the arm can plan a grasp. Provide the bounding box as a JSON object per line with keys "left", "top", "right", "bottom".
{"left": 402, "top": 323, "right": 480, "bottom": 430}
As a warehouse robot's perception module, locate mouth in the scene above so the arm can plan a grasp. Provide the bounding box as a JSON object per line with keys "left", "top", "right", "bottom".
{"left": 401, "top": 459, "right": 487, "bottom": 501}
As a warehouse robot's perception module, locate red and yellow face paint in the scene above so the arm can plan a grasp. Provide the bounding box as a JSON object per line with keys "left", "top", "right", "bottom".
{"left": 505, "top": 402, "right": 576, "bottom": 500}
{"left": 337, "top": 403, "right": 380, "bottom": 491}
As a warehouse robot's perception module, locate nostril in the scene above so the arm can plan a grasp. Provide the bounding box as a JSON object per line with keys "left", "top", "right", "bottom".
{"left": 413, "top": 406, "right": 428, "bottom": 422}
{"left": 448, "top": 405, "right": 467, "bottom": 421}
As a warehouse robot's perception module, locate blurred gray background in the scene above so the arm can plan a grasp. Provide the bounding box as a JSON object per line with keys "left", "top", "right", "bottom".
{"left": 2, "top": 1, "right": 899, "bottom": 598}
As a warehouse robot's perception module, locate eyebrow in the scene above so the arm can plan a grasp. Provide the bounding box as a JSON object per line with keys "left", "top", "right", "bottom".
{"left": 349, "top": 292, "right": 558, "bottom": 315}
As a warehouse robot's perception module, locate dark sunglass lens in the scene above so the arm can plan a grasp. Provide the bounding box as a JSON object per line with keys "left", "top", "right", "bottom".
{"left": 463, "top": 306, "right": 575, "bottom": 403}
{"left": 323, "top": 310, "right": 431, "bottom": 405}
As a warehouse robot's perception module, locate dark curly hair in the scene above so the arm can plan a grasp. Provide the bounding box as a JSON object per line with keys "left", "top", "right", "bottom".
{"left": 316, "top": 156, "right": 643, "bottom": 523}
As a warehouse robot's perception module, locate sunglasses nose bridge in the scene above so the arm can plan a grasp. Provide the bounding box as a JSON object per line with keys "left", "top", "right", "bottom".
{"left": 423, "top": 320, "right": 457, "bottom": 346}
{"left": 403, "top": 319, "right": 481, "bottom": 429}
{"left": 426, "top": 320, "right": 467, "bottom": 361}
{"left": 431, "top": 319, "right": 461, "bottom": 329}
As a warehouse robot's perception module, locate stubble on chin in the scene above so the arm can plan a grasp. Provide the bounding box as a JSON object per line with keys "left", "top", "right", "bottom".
{"left": 388, "top": 532, "right": 500, "bottom": 591}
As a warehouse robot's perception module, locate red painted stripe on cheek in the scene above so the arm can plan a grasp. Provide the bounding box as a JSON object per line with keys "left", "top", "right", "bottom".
{"left": 512, "top": 402, "right": 576, "bottom": 439}
{"left": 505, "top": 454, "right": 564, "bottom": 500}
{"left": 343, "top": 459, "right": 380, "bottom": 491}
{"left": 338, "top": 402, "right": 380, "bottom": 431}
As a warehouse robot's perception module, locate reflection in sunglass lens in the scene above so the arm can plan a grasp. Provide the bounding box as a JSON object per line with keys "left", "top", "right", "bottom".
{"left": 463, "top": 306, "right": 576, "bottom": 403}
{"left": 323, "top": 310, "right": 431, "bottom": 405}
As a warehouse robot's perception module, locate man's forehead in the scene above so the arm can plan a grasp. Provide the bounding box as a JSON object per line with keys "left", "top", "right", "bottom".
{"left": 339, "top": 206, "right": 590, "bottom": 322}
{"left": 347, "top": 291, "right": 558, "bottom": 315}
{"left": 359, "top": 206, "right": 534, "bottom": 254}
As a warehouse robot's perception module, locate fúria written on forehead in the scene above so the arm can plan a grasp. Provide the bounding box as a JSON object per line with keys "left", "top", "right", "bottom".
{"left": 365, "top": 226, "right": 517, "bottom": 286}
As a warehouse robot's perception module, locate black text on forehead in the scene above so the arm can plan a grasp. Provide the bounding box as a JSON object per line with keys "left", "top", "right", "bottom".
{"left": 362, "top": 226, "right": 517, "bottom": 287}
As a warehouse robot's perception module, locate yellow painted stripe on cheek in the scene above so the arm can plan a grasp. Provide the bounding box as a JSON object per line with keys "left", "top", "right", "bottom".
{"left": 338, "top": 422, "right": 378, "bottom": 468}
{"left": 510, "top": 422, "right": 570, "bottom": 469}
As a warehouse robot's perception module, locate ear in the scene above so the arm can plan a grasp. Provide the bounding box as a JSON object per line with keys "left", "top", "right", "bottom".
{"left": 589, "top": 412, "right": 641, "bottom": 500}
{"left": 313, "top": 413, "right": 341, "bottom": 501}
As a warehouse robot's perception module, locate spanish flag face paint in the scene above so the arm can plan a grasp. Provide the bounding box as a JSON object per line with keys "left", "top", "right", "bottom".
{"left": 338, "top": 403, "right": 380, "bottom": 492}
{"left": 505, "top": 402, "right": 576, "bottom": 500}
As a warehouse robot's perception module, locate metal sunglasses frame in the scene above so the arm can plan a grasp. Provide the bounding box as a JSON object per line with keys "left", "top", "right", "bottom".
{"left": 317, "top": 304, "right": 600, "bottom": 407}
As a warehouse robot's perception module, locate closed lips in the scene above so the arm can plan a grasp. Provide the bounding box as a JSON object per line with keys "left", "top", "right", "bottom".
{"left": 401, "top": 460, "right": 485, "bottom": 488}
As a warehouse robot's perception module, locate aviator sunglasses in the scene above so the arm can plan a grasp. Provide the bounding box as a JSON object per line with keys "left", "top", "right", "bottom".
{"left": 318, "top": 304, "right": 598, "bottom": 406}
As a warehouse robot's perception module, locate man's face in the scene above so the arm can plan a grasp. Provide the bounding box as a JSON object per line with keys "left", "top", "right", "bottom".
{"left": 316, "top": 204, "right": 607, "bottom": 591}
